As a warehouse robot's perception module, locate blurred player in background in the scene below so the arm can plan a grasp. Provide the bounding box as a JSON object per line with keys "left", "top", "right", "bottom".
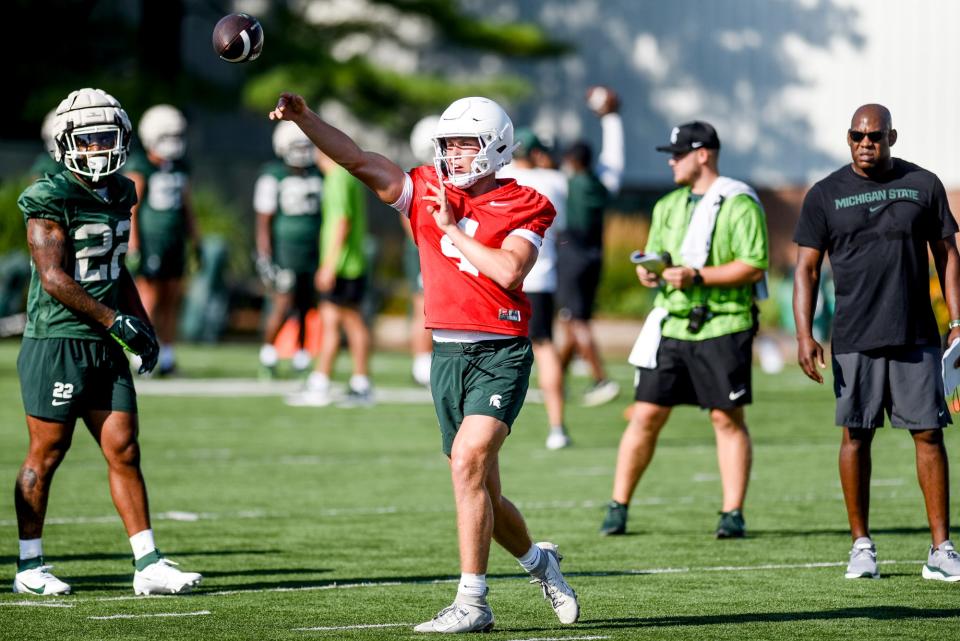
{"left": 406, "top": 115, "right": 440, "bottom": 387}
{"left": 125, "top": 104, "right": 201, "bottom": 376}
{"left": 556, "top": 87, "right": 624, "bottom": 407}
{"left": 255, "top": 120, "right": 323, "bottom": 379}
{"left": 288, "top": 149, "right": 372, "bottom": 407}
{"left": 13, "top": 88, "right": 201, "bottom": 596}
{"left": 269, "top": 92, "right": 579, "bottom": 633}
{"left": 29, "top": 109, "right": 61, "bottom": 179}
{"left": 499, "top": 128, "right": 571, "bottom": 449}
{"left": 795, "top": 104, "right": 960, "bottom": 581}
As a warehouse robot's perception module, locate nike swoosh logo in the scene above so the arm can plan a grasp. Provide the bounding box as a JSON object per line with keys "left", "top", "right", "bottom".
{"left": 488, "top": 201, "right": 510, "bottom": 207}
{"left": 868, "top": 205, "right": 884, "bottom": 213}
{"left": 728, "top": 389, "right": 747, "bottom": 401}
{"left": 21, "top": 583, "right": 46, "bottom": 594}
{"left": 125, "top": 318, "right": 138, "bottom": 333}
{"left": 51, "top": 399, "right": 70, "bottom": 406}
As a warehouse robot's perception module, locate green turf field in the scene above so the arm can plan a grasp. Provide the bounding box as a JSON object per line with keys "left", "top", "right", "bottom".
{"left": 0, "top": 339, "right": 958, "bottom": 640}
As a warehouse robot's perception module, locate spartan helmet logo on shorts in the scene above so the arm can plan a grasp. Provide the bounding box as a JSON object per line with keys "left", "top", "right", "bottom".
{"left": 489, "top": 394, "right": 503, "bottom": 409}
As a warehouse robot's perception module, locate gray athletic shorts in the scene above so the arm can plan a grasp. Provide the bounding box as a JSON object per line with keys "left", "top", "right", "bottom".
{"left": 832, "top": 346, "right": 950, "bottom": 429}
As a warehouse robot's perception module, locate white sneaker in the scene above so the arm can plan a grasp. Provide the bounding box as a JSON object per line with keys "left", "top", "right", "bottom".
{"left": 582, "top": 380, "right": 620, "bottom": 407}
{"left": 530, "top": 542, "right": 579, "bottom": 624}
{"left": 13, "top": 563, "right": 71, "bottom": 596}
{"left": 285, "top": 389, "right": 333, "bottom": 407}
{"left": 545, "top": 430, "right": 571, "bottom": 450}
{"left": 133, "top": 558, "right": 202, "bottom": 595}
{"left": 413, "top": 594, "right": 494, "bottom": 633}
{"left": 922, "top": 540, "right": 960, "bottom": 582}
{"left": 844, "top": 537, "right": 879, "bottom": 579}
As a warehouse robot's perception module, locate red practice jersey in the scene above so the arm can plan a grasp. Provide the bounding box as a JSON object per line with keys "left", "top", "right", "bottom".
{"left": 405, "top": 165, "right": 556, "bottom": 336}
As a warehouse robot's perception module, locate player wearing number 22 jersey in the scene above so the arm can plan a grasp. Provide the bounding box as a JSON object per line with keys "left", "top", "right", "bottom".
{"left": 402, "top": 165, "right": 555, "bottom": 335}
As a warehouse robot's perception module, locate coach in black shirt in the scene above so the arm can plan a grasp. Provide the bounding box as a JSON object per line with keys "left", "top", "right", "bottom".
{"left": 793, "top": 103, "right": 960, "bottom": 581}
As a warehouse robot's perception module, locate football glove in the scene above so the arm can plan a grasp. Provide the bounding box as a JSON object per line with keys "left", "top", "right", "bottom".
{"left": 108, "top": 314, "right": 159, "bottom": 374}
{"left": 255, "top": 255, "right": 278, "bottom": 288}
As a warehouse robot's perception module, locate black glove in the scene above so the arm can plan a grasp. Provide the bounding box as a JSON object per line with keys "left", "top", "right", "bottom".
{"left": 108, "top": 314, "right": 159, "bottom": 374}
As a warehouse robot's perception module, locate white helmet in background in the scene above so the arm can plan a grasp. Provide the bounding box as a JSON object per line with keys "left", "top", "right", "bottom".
{"left": 41, "top": 109, "right": 59, "bottom": 160}
{"left": 409, "top": 114, "right": 440, "bottom": 165}
{"left": 139, "top": 104, "right": 187, "bottom": 161}
{"left": 53, "top": 88, "right": 132, "bottom": 182}
{"left": 432, "top": 97, "right": 517, "bottom": 188}
{"left": 272, "top": 120, "right": 314, "bottom": 168}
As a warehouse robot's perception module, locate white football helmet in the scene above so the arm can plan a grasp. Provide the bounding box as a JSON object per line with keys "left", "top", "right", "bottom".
{"left": 272, "top": 121, "right": 315, "bottom": 168}
{"left": 41, "top": 109, "right": 59, "bottom": 160}
{"left": 53, "top": 88, "right": 131, "bottom": 182}
{"left": 139, "top": 104, "right": 187, "bottom": 161}
{"left": 432, "top": 97, "right": 518, "bottom": 188}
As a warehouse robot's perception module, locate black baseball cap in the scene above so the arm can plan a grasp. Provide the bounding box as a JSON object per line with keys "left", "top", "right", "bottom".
{"left": 655, "top": 121, "right": 720, "bottom": 153}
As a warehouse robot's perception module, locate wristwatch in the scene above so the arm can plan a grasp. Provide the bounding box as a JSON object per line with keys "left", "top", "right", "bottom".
{"left": 692, "top": 269, "right": 704, "bottom": 287}
{"left": 949, "top": 319, "right": 960, "bottom": 330}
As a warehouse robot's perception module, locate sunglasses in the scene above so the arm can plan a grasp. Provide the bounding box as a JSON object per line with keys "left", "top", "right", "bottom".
{"left": 848, "top": 129, "right": 887, "bottom": 143}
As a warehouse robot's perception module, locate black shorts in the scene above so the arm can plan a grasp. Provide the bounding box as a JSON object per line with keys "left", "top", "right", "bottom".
{"left": 527, "top": 292, "right": 555, "bottom": 342}
{"left": 832, "top": 346, "right": 950, "bottom": 429}
{"left": 320, "top": 275, "right": 366, "bottom": 307}
{"left": 634, "top": 330, "right": 753, "bottom": 409}
{"left": 556, "top": 245, "right": 602, "bottom": 321}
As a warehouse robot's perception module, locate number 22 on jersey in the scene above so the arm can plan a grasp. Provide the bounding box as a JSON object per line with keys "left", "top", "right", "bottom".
{"left": 440, "top": 217, "right": 479, "bottom": 276}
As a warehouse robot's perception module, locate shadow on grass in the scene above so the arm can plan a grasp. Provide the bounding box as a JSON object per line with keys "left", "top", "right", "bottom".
{"left": 0, "top": 548, "right": 281, "bottom": 566}
{"left": 749, "top": 526, "right": 932, "bottom": 538}
{"left": 502, "top": 606, "right": 960, "bottom": 632}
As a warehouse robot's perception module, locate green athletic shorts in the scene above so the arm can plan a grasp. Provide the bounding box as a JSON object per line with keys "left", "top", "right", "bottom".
{"left": 430, "top": 336, "right": 533, "bottom": 456}
{"left": 17, "top": 337, "right": 137, "bottom": 422}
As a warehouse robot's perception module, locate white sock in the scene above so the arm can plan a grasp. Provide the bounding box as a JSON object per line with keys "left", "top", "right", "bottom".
{"left": 307, "top": 372, "right": 330, "bottom": 392}
{"left": 550, "top": 425, "right": 565, "bottom": 434}
{"left": 259, "top": 344, "right": 278, "bottom": 367}
{"left": 159, "top": 344, "right": 175, "bottom": 369}
{"left": 517, "top": 543, "right": 543, "bottom": 572}
{"left": 349, "top": 374, "right": 371, "bottom": 393}
{"left": 19, "top": 538, "right": 42, "bottom": 561}
{"left": 457, "top": 572, "right": 487, "bottom": 600}
{"left": 129, "top": 529, "right": 157, "bottom": 561}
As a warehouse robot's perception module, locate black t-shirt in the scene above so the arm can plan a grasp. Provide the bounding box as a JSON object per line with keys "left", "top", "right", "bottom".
{"left": 794, "top": 158, "right": 958, "bottom": 354}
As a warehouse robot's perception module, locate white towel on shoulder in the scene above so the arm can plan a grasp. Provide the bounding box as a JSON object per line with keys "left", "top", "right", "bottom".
{"left": 628, "top": 307, "right": 669, "bottom": 369}
{"left": 679, "top": 176, "right": 759, "bottom": 269}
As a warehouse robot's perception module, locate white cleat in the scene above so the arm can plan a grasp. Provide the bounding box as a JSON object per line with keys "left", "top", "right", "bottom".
{"left": 413, "top": 594, "right": 494, "bottom": 633}
{"left": 284, "top": 390, "right": 333, "bottom": 407}
{"left": 133, "top": 558, "right": 202, "bottom": 595}
{"left": 545, "top": 431, "right": 571, "bottom": 450}
{"left": 13, "top": 563, "right": 71, "bottom": 596}
{"left": 530, "top": 542, "right": 579, "bottom": 624}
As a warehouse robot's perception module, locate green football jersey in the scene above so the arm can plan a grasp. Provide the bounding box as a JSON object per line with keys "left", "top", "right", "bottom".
{"left": 18, "top": 170, "right": 137, "bottom": 339}
{"left": 125, "top": 151, "right": 190, "bottom": 244}
{"left": 253, "top": 161, "right": 323, "bottom": 273}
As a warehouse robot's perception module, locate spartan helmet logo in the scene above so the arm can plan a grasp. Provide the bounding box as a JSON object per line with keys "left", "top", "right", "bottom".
{"left": 670, "top": 127, "right": 680, "bottom": 144}
{"left": 489, "top": 394, "right": 503, "bottom": 409}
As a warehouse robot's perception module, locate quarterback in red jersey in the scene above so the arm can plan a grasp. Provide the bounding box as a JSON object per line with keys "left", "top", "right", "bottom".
{"left": 270, "top": 94, "right": 578, "bottom": 633}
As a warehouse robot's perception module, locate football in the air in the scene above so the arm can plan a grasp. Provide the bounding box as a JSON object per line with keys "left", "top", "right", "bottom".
{"left": 212, "top": 13, "right": 264, "bottom": 63}
{"left": 586, "top": 85, "right": 619, "bottom": 115}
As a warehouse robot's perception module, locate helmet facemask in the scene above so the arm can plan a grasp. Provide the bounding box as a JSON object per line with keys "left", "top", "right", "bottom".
{"left": 151, "top": 135, "right": 186, "bottom": 162}
{"left": 431, "top": 97, "right": 518, "bottom": 189}
{"left": 62, "top": 125, "right": 127, "bottom": 183}
{"left": 283, "top": 141, "right": 315, "bottom": 169}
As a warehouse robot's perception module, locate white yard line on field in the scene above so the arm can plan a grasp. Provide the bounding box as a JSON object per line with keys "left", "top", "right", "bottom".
{"left": 88, "top": 610, "right": 211, "bottom": 620}
{"left": 0, "top": 600, "right": 75, "bottom": 608}
{"left": 293, "top": 622, "right": 413, "bottom": 631}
